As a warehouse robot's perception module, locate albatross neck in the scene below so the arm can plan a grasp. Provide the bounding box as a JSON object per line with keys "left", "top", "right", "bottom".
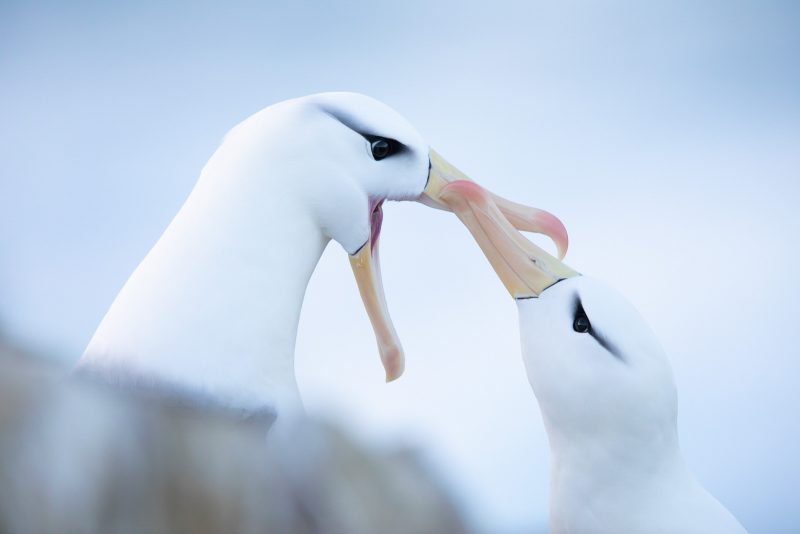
{"left": 546, "top": 418, "right": 693, "bottom": 513}
{"left": 82, "top": 160, "right": 329, "bottom": 414}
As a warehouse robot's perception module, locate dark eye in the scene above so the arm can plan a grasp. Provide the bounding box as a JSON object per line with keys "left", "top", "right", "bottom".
{"left": 573, "top": 313, "right": 591, "bottom": 333}
{"left": 573, "top": 302, "right": 591, "bottom": 333}
{"left": 371, "top": 139, "right": 390, "bottom": 159}
{"left": 367, "top": 136, "right": 400, "bottom": 161}
{"left": 571, "top": 295, "right": 623, "bottom": 359}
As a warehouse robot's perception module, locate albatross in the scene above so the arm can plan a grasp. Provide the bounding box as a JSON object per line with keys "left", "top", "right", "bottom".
{"left": 78, "top": 92, "right": 567, "bottom": 415}
{"left": 428, "top": 180, "right": 747, "bottom": 533}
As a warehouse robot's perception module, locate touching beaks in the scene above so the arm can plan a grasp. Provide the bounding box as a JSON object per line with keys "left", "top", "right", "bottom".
{"left": 421, "top": 149, "right": 570, "bottom": 260}
{"left": 422, "top": 149, "right": 578, "bottom": 299}
{"left": 349, "top": 148, "right": 578, "bottom": 383}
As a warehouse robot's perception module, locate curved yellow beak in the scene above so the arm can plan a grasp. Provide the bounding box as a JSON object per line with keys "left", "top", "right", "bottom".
{"left": 349, "top": 237, "right": 404, "bottom": 383}
{"left": 423, "top": 149, "right": 578, "bottom": 298}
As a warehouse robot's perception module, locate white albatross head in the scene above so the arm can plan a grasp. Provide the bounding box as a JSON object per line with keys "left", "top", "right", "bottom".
{"left": 220, "top": 92, "right": 569, "bottom": 382}
{"left": 517, "top": 277, "right": 677, "bottom": 445}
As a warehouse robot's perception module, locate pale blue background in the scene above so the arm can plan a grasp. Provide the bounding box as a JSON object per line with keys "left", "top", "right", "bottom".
{"left": 2, "top": 1, "right": 798, "bottom": 532}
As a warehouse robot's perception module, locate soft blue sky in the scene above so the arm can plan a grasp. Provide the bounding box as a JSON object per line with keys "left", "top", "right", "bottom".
{"left": 2, "top": 1, "right": 799, "bottom": 531}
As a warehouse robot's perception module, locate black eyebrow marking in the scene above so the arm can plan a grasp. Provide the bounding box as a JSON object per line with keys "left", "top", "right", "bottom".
{"left": 573, "top": 294, "right": 625, "bottom": 362}
{"left": 321, "top": 107, "right": 407, "bottom": 154}
{"left": 589, "top": 326, "right": 624, "bottom": 362}
{"left": 572, "top": 293, "right": 582, "bottom": 320}
{"left": 320, "top": 107, "right": 368, "bottom": 136}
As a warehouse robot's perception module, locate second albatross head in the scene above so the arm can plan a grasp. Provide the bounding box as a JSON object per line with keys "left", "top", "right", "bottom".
{"left": 246, "top": 92, "right": 569, "bottom": 382}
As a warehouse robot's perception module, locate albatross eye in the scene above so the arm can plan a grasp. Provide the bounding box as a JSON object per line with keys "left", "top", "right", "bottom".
{"left": 370, "top": 139, "right": 391, "bottom": 160}
{"left": 571, "top": 296, "right": 622, "bottom": 358}
{"left": 367, "top": 136, "right": 401, "bottom": 161}
{"left": 573, "top": 303, "right": 592, "bottom": 334}
{"left": 573, "top": 298, "right": 591, "bottom": 333}
{"left": 573, "top": 314, "right": 591, "bottom": 333}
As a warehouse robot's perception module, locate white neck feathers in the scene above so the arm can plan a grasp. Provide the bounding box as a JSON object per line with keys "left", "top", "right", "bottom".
{"left": 82, "top": 122, "right": 330, "bottom": 413}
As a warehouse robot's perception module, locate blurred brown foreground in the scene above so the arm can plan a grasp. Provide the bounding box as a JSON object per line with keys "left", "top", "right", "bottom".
{"left": 0, "top": 340, "right": 468, "bottom": 534}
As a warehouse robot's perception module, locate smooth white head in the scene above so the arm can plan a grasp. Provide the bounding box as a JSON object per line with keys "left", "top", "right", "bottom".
{"left": 516, "top": 278, "right": 747, "bottom": 533}
{"left": 214, "top": 92, "right": 430, "bottom": 255}
{"left": 517, "top": 276, "right": 678, "bottom": 449}
{"left": 221, "top": 92, "right": 433, "bottom": 381}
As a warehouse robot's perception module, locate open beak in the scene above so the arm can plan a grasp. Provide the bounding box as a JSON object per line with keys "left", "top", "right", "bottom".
{"left": 349, "top": 199, "right": 404, "bottom": 382}
{"left": 349, "top": 148, "right": 578, "bottom": 383}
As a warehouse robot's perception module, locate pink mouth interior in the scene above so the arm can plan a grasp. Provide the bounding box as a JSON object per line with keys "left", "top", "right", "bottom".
{"left": 369, "top": 199, "right": 384, "bottom": 255}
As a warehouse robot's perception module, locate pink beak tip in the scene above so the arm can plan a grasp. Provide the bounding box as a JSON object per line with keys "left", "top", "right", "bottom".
{"left": 441, "top": 180, "right": 570, "bottom": 260}
{"left": 552, "top": 221, "right": 569, "bottom": 260}
{"left": 516, "top": 206, "right": 570, "bottom": 260}
{"left": 381, "top": 345, "right": 405, "bottom": 383}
